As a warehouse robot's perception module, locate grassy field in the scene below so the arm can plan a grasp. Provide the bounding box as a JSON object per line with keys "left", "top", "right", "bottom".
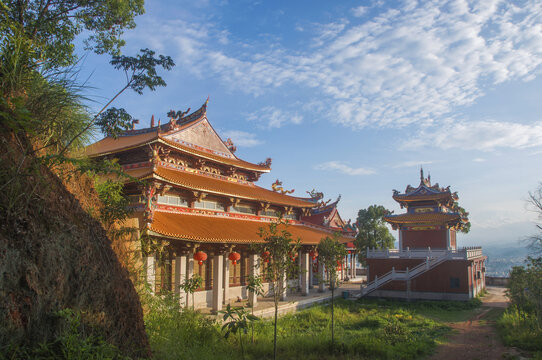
{"left": 145, "top": 296, "right": 488, "bottom": 360}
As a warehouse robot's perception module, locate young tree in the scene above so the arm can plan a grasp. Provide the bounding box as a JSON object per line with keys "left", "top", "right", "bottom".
{"left": 246, "top": 274, "right": 264, "bottom": 343}
{"left": 179, "top": 275, "right": 203, "bottom": 310}
{"left": 219, "top": 305, "right": 259, "bottom": 360}
{"left": 255, "top": 217, "right": 300, "bottom": 360}
{"left": 317, "top": 234, "right": 347, "bottom": 350}
{"left": 354, "top": 205, "right": 395, "bottom": 264}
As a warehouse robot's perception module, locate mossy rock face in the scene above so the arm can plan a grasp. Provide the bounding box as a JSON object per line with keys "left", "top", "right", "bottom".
{"left": 0, "top": 132, "right": 150, "bottom": 358}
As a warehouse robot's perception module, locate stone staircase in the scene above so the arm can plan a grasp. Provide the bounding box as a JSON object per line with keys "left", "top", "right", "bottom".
{"left": 355, "top": 252, "right": 452, "bottom": 298}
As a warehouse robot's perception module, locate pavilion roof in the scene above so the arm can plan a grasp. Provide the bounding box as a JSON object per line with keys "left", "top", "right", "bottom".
{"left": 384, "top": 212, "right": 461, "bottom": 225}
{"left": 392, "top": 169, "right": 457, "bottom": 204}
{"left": 85, "top": 101, "right": 271, "bottom": 173}
{"left": 127, "top": 163, "right": 316, "bottom": 208}
{"left": 149, "top": 210, "right": 353, "bottom": 245}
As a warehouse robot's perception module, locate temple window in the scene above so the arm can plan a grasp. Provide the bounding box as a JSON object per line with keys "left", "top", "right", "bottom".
{"left": 196, "top": 257, "right": 213, "bottom": 291}
{"left": 157, "top": 194, "right": 188, "bottom": 207}
{"left": 194, "top": 199, "right": 226, "bottom": 211}
{"left": 450, "top": 277, "right": 460, "bottom": 288}
{"left": 260, "top": 209, "right": 278, "bottom": 217}
{"left": 283, "top": 212, "right": 297, "bottom": 220}
{"left": 231, "top": 205, "right": 256, "bottom": 215}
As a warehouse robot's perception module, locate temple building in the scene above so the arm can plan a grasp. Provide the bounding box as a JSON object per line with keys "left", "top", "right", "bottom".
{"left": 86, "top": 100, "right": 355, "bottom": 311}
{"left": 362, "top": 170, "right": 486, "bottom": 301}
{"left": 301, "top": 194, "right": 358, "bottom": 281}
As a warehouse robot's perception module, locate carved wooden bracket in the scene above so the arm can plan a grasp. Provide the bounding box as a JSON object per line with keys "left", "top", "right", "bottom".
{"left": 191, "top": 191, "right": 207, "bottom": 202}
{"left": 228, "top": 197, "right": 241, "bottom": 207}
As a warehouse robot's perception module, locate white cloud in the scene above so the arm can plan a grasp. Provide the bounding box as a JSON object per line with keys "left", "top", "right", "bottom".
{"left": 473, "top": 158, "right": 486, "bottom": 162}
{"left": 220, "top": 130, "right": 262, "bottom": 147}
{"left": 130, "top": 1, "right": 542, "bottom": 142}
{"left": 407, "top": 120, "right": 542, "bottom": 151}
{"left": 392, "top": 160, "right": 433, "bottom": 168}
{"left": 314, "top": 161, "right": 375, "bottom": 176}
{"left": 246, "top": 106, "right": 303, "bottom": 129}
{"left": 351, "top": 6, "right": 368, "bottom": 18}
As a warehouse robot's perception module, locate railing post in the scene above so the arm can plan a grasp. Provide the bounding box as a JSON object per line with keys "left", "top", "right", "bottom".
{"left": 428, "top": 246, "right": 432, "bottom": 258}
{"left": 426, "top": 257, "right": 430, "bottom": 270}
{"left": 375, "top": 275, "right": 378, "bottom": 287}
{"left": 406, "top": 267, "right": 409, "bottom": 278}
{"left": 391, "top": 267, "right": 395, "bottom": 278}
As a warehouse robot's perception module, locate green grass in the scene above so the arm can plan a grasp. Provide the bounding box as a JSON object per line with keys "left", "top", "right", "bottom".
{"left": 496, "top": 307, "right": 542, "bottom": 352}
{"left": 144, "top": 295, "right": 488, "bottom": 360}
{"left": 355, "top": 297, "right": 483, "bottom": 323}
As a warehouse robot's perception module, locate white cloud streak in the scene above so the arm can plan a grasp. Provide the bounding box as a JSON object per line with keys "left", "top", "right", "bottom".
{"left": 130, "top": 1, "right": 542, "bottom": 147}
{"left": 407, "top": 120, "right": 542, "bottom": 151}
{"left": 220, "top": 130, "right": 262, "bottom": 147}
{"left": 314, "top": 161, "right": 375, "bottom": 176}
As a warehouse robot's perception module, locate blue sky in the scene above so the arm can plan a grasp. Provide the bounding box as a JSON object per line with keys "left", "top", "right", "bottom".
{"left": 79, "top": 0, "right": 542, "bottom": 249}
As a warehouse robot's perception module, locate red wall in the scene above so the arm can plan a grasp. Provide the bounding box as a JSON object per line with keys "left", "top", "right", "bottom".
{"left": 366, "top": 258, "right": 471, "bottom": 294}
{"left": 450, "top": 230, "right": 456, "bottom": 249}
{"left": 402, "top": 229, "right": 447, "bottom": 249}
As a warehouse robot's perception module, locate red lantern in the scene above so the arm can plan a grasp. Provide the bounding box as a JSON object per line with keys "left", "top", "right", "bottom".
{"left": 309, "top": 249, "right": 318, "bottom": 260}
{"left": 194, "top": 251, "right": 207, "bottom": 266}
{"left": 289, "top": 251, "right": 298, "bottom": 262}
{"left": 337, "top": 260, "right": 342, "bottom": 271}
{"left": 229, "top": 252, "right": 241, "bottom": 265}
{"left": 261, "top": 251, "right": 270, "bottom": 263}
{"left": 348, "top": 250, "right": 352, "bottom": 254}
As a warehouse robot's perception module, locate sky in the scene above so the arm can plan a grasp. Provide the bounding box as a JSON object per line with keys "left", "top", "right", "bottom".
{"left": 78, "top": 0, "right": 542, "bottom": 250}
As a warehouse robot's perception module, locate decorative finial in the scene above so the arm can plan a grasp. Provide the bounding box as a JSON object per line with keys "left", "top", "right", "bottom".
{"left": 420, "top": 167, "right": 424, "bottom": 183}
{"left": 131, "top": 119, "right": 139, "bottom": 130}
{"left": 151, "top": 115, "right": 155, "bottom": 128}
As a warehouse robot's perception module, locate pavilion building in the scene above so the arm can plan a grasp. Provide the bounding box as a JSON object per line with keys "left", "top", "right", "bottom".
{"left": 362, "top": 170, "right": 486, "bottom": 301}
{"left": 86, "top": 100, "right": 354, "bottom": 311}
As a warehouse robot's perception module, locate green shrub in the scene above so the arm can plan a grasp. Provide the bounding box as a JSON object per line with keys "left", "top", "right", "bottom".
{"left": 1, "top": 309, "right": 127, "bottom": 360}
{"left": 497, "top": 306, "right": 542, "bottom": 351}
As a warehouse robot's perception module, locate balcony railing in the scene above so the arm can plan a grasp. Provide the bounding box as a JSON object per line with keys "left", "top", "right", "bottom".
{"left": 366, "top": 246, "right": 483, "bottom": 260}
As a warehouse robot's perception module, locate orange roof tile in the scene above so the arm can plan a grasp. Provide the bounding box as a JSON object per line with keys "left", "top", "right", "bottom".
{"left": 122, "top": 165, "right": 315, "bottom": 208}
{"left": 384, "top": 212, "right": 461, "bottom": 224}
{"left": 85, "top": 126, "right": 269, "bottom": 172}
{"left": 153, "top": 165, "right": 315, "bottom": 207}
{"left": 85, "top": 131, "right": 159, "bottom": 157}
{"left": 159, "top": 136, "right": 269, "bottom": 172}
{"left": 150, "top": 211, "right": 351, "bottom": 245}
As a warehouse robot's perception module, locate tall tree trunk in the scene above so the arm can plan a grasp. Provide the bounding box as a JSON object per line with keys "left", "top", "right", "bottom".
{"left": 274, "top": 292, "right": 278, "bottom": 360}
{"left": 331, "top": 282, "right": 335, "bottom": 350}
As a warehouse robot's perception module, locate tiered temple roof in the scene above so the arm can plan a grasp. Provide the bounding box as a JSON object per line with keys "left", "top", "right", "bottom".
{"left": 384, "top": 169, "right": 467, "bottom": 229}
{"left": 87, "top": 100, "right": 354, "bottom": 245}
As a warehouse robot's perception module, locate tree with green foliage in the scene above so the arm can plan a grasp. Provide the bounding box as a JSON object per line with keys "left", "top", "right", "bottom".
{"left": 219, "top": 305, "right": 259, "bottom": 360}
{"left": 1, "top": 0, "right": 144, "bottom": 68}
{"left": 255, "top": 216, "right": 300, "bottom": 360}
{"left": 180, "top": 275, "right": 203, "bottom": 310}
{"left": 317, "top": 234, "right": 347, "bottom": 350}
{"left": 452, "top": 202, "right": 471, "bottom": 234}
{"left": 354, "top": 205, "right": 395, "bottom": 264}
{"left": 246, "top": 274, "right": 264, "bottom": 343}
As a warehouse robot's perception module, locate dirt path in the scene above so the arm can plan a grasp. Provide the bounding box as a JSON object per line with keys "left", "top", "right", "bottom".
{"left": 427, "top": 287, "right": 521, "bottom": 360}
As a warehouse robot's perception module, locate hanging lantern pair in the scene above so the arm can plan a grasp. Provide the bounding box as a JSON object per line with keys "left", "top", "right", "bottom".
{"left": 289, "top": 251, "right": 298, "bottom": 262}
{"left": 194, "top": 251, "right": 207, "bottom": 265}
{"left": 309, "top": 249, "right": 318, "bottom": 260}
{"left": 229, "top": 251, "right": 241, "bottom": 265}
